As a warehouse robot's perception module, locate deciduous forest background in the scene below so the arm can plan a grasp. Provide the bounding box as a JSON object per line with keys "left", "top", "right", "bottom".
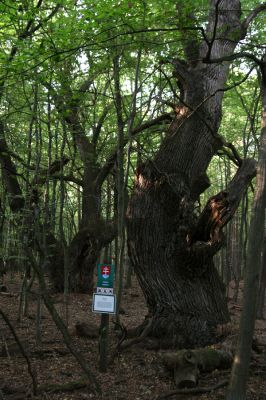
{"left": 0, "top": 1, "right": 266, "bottom": 399}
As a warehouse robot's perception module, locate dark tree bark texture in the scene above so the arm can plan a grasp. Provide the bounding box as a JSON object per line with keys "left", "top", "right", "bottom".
{"left": 68, "top": 222, "right": 116, "bottom": 293}
{"left": 257, "top": 238, "right": 266, "bottom": 319}
{"left": 127, "top": 0, "right": 257, "bottom": 347}
{"left": 43, "top": 80, "right": 118, "bottom": 293}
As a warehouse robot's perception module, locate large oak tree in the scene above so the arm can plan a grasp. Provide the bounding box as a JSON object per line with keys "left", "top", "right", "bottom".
{"left": 127, "top": 0, "right": 265, "bottom": 347}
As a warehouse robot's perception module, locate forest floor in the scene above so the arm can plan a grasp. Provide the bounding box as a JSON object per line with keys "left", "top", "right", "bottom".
{"left": 0, "top": 274, "right": 266, "bottom": 400}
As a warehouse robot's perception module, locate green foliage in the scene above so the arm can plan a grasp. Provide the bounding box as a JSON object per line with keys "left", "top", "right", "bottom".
{"left": 0, "top": 0, "right": 264, "bottom": 263}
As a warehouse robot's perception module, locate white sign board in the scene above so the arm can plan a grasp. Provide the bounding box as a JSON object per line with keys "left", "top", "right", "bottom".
{"left": 92, "top": 293, "right": 116, "bottom": 314}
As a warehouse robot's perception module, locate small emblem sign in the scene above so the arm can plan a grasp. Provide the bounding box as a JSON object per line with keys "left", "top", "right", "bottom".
{"left": 97, "top": 264, "right": 115, "bottom": 288}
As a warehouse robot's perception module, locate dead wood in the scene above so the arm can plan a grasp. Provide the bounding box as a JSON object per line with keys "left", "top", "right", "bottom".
{"left": 37, "top": 380, "right": 89, "bottom": 393}
{"left": 0, "top": 308, "right": 37, "bottom": 395}
{"left": 119, "top": 318, "right": 153, "bottom": 350}
{"left": 0, "top": 386, "right": 23, "bottom": 395}
{"left": 156, "top": 379, "right": 228, "bottom": 399}
{"left": 0, "top": 385, "right": 29, "bottom": 396}
{"left": 26, "top": 248, "right": 101, "bottom": 394}
{"left": 2, "top": 394, "right": 27, "bottom": 400}
{"left": 108, "top": 318, "right": 154, "bottom": 368}
{"left": 75, "top": 321, "right": 99, "bottom": 338}
{"left": 0, "top": 340, "right": 29, "bottom": 357}
{"left": 0, "top": 386, "right": 30, "bottom": 400}
{"left": 30, "top": 348, "right": 69, "bottom": 358}
{"left": 161, "top": 348, "right": 232, "bottom": 389}
{"left": 0, "top": 292, "right": 15, "bottom": 297}
{"left": 1, "top": 380, "right": 91, "bottom": 396}
{"left": 162, "top": 348, "right": 232, "bottom": 372}
{"left": 109, "top": 318, "right": 153, "bottom": 366}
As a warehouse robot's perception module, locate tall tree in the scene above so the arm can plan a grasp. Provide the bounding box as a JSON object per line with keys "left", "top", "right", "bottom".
{"left": 227, "top": 51, "right": 266, "bottom": 400}
{"left": 127, "top": 0, "right": 265, "bottom": 347}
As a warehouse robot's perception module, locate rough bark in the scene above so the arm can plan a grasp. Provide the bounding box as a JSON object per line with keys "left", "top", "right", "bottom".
{"left": 127, "top": 0, "right": 257, "bottom": 347}
{"left": 43, "top": 79, "right": 119, "bottom": 292}
{"left": 0, "top": 122, "right": 25, "bottom": 212}
{"left": 43, "top": 69, "right": 173, "bottom": 292}
{"left": 227, "top": 53, "right": 266, "bottom": 400}
{"left": 256, "top": 238, "right": 266, "bottom": 319}
{"left": 68, "top": 222, "right": 116, "bottom": 292}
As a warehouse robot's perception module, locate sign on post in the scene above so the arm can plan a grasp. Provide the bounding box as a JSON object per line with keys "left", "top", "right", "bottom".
{"left": 92, "top": 293, "right": 116, "bottom": 314}
{"left": 92, "top": 263, "right": 116, "bottom": 372}
{"left": 97, "top": 264, "right": 115, "bottom": 288}
{"left": 92, "top": 263, "right": 116, "bottom": 315}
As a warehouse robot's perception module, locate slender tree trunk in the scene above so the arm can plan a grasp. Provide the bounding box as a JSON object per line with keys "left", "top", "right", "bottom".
{"left": 256, "top": 238, "right": 266, "bottom": 319}
{"left": 44, "top": 78, "right": 116, "bottom": 293}
{"left": 113, "top": 53, "right": 126, "bottom": 316}
{"left": 227, "top": 55, "right": 266, "bottom": 400}
{"left": 232, "top": 215, "right": 241, "bottom": 302}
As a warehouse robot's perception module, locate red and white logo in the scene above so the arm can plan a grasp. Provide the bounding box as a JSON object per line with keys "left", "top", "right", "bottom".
{"left": 101, "top": 265, "right": 111, "bottom": 279}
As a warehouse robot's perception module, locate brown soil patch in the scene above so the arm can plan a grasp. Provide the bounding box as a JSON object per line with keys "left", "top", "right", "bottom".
{"left": 0, "top": 276, "right": 266, "bottom": 400}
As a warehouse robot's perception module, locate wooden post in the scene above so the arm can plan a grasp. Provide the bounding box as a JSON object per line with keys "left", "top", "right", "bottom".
{"left": 99, "top": 313, "right": 109, "bottom": 372}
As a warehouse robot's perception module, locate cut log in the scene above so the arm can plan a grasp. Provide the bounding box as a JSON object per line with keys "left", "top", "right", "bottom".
{"left": 161, "top": 348, "right": 232, "bottom": 388}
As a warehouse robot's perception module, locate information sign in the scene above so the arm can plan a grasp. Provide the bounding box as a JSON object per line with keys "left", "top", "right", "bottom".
{"left": 92, "top": 293, "right": 116, "bottom": 314}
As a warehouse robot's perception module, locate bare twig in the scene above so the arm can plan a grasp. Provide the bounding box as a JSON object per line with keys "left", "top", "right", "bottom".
{"left": 242, "top": 4, "right": 266, "bottom": 33}
{"left": 26, "top": 248, "right": 102, "bottom": 395}
{"left": 0, "top": 307, "right": 38, "bottom": 395}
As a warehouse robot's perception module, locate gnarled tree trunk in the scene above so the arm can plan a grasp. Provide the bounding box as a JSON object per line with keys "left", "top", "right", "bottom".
{"left": 127, "top": 0, "right": 257, "bottom": 347}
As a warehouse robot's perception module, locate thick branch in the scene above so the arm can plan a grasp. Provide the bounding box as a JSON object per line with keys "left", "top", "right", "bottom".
{"left": 203, "top": 51, "right": 263, "bottom": 66}
{"left": 95, "top": 113, "right": 172, "bottom": 187}
{"left": 172, "top": 58, "right": 192, "bottom": 88}
{"left": 77, "top": 78, "right": 93, "bottom": 95}
{"left": 21, "top": 3, "right": 61, "bottom": 39}
{"left": 204, "top": 0, "right": 223, "bottom": 62}
{"left": 42, "top": 81, "right": 95, "bottom": 163}
{"left": 176, "top": 4, "right": 203, "bottom": 65}
{"left": 33, "top": 174, "right": 82, "bottom": 186}
{"left": 242, "top": 4, "right": 266, "bottom": 35}
{"left": 92, "top": 105, "right": 110, "bottom": 146}
{"left": 32, "top": 156, "right": 70, "bottom": 185}
{"left": 191, "top": 158, "right": 257, "bottom": 245}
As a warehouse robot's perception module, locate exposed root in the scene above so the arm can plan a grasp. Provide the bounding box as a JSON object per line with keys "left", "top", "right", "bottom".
{"left": 109, "top": 318, "right": 153, "bottom": 365}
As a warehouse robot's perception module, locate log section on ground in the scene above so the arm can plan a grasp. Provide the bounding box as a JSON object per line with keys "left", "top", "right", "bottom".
{"left": 161, "top": 348, "right": 232, "bottom": 388}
